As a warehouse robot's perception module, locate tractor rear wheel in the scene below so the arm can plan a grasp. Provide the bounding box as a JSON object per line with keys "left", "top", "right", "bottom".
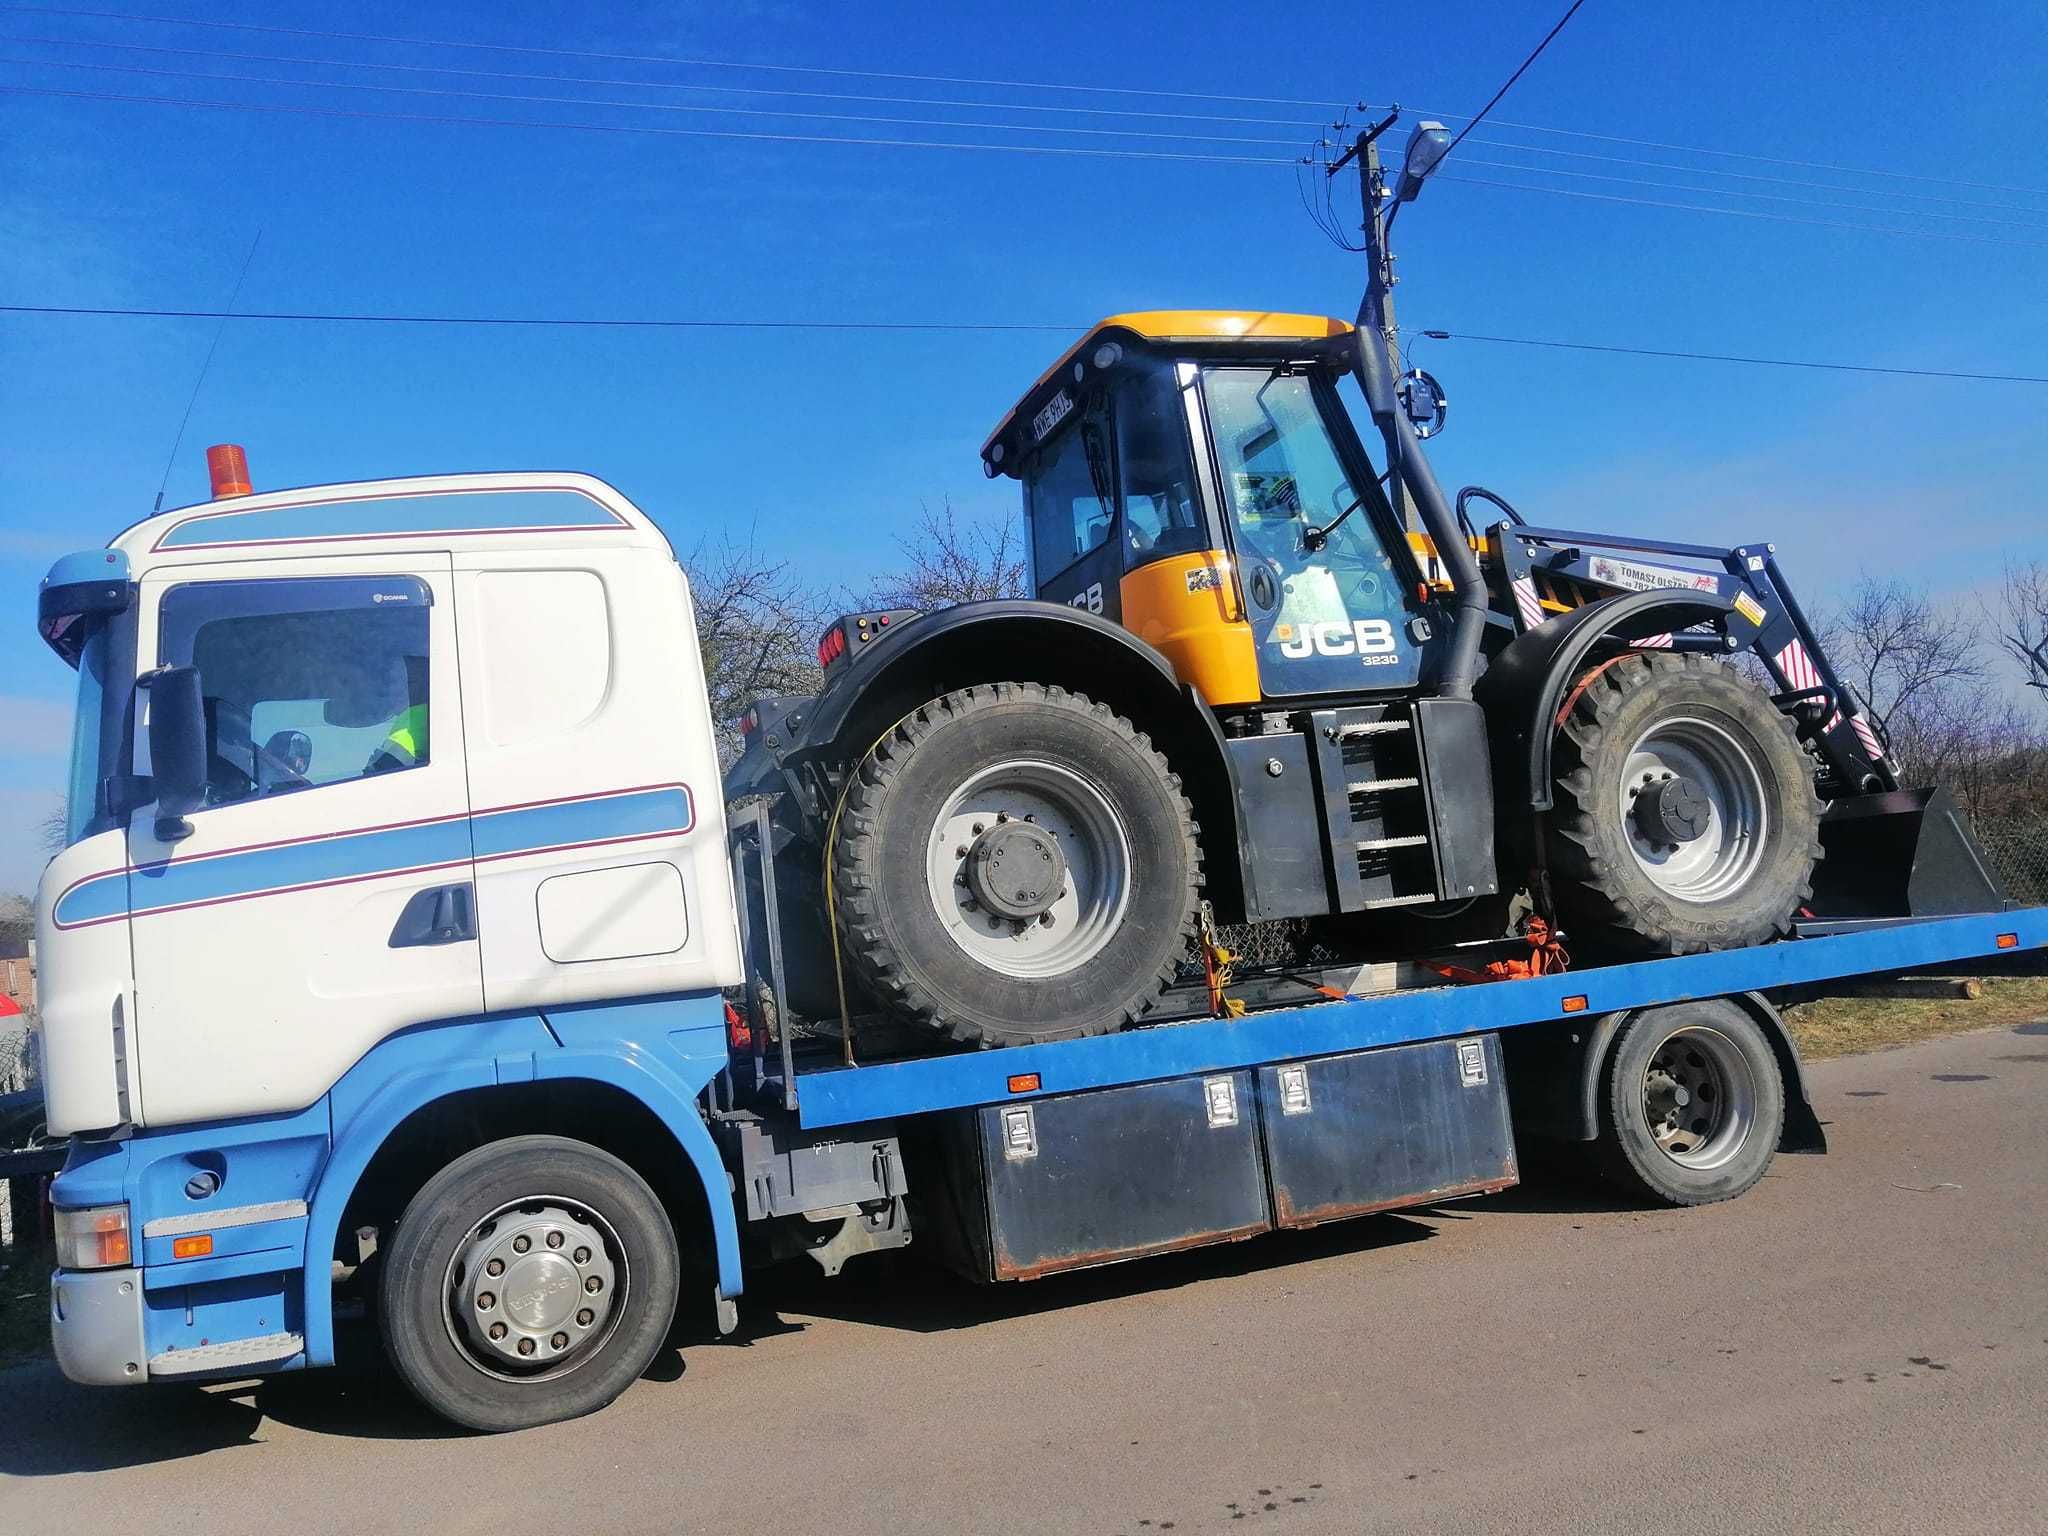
{"left": 1548, "top": 652, "right": 1822, "bottom": 955}
{"left": 832, "top": 683, "right": 1200, "bottom": 1047}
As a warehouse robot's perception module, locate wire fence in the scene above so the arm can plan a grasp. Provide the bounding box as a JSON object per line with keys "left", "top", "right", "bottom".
{"left": 1981, "top": 814, "right": 2048, "bottom": 909}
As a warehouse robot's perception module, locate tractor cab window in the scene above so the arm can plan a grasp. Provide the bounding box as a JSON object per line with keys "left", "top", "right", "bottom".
{"left": 1024, "top": 398, "right": 1114, "bottom": 583}
{"left": 1115, "top": 363, "right": 1205, "bottom": 567}
{"left": 1202, "top": 365, "right": 1421, "bottom": 695}
{"left": 156, "top": 575, "right": 434, "bottom": 808}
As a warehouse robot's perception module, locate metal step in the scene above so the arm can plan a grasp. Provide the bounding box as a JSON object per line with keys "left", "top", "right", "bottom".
{"left": 150, "top": 1331, "right": 304, "bottom": 1378}
{"left": 1359, "top": 892, "right": 1440, "bottom": 911}
{"left": 1347, "top": 776, "right": 1421, "bottom": 794}
{"left": 1356, "top": 834, "right": 1430, "bottom": 851}
{"left": 1337, "top": 719, "right": 1412, "bottom": 739}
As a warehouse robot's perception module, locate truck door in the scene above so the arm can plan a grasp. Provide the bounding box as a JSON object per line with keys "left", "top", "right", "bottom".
{"left": 1199, "top": 365, "right": 1432, "bottom": 697}
{"left": 124, "top": 555, "right": 481, "bottom": 1126}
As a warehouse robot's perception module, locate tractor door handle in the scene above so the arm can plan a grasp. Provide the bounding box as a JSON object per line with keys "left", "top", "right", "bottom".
{"left": 390, "top": 882, "right": 477, "bottom": 947}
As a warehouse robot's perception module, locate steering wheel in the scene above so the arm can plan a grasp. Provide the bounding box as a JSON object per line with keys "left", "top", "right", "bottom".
{"left": 1455, "top": 485, "right": 1526, "bottom": 545}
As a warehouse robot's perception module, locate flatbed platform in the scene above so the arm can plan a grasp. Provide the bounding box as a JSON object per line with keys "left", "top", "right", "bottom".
{"left": 790, "top": 908, "right": 2047, "bottom": 1128}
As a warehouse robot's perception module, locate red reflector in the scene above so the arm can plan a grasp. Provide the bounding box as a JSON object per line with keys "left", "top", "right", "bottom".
{"left": 1006, "top": 1073, "right": 1040, "bottom": 1094}
{"left": 1995, "top": 933, "right": 2018, "bottom": 949}
{"left": 172, "top": 1234, "right": 213, "bottom": 1259}
{"left": 1561, "top": 994, "right": 1589, "bottom": 1013}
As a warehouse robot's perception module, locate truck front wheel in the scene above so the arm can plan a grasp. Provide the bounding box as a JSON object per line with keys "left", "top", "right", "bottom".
{"left": 833, "top": 682, "right": 1201, "bottom": 1047}
{"left": 1596, "top": 1001, "right": 1785, "bottom": 1205}
{"left": 378, "top": 1135, "right": 680, "bottom": 1431}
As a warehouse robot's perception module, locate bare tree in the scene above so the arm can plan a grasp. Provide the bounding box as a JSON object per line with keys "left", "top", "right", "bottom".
{"left": 2000, "top": 560, "right": 2048, "bottom": 702}
{"left": 684, "top": 529, "right": 831, "bottom": 766}
{"left": 861, "top": 499, "right": 1028, "bottom": 611}
{"left": 41, "top": 802, "right": 66, "bottom": 854}
{"left": 1827, "top": 578, "right": 1984, "bottom": 739}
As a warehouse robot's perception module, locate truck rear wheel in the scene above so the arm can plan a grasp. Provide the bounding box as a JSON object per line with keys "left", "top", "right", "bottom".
{"left": 833, "top": 683, "right": 1200, "bottom": 1047}
{"left": 1549, "top": 652, "right": 1822, "bottom": 954}
{"left": 1596, "top": 1001, "right": 1785, "bottom": 1205}
{"left": 379, "top": 1135, "right": 680, "bottom": 1431}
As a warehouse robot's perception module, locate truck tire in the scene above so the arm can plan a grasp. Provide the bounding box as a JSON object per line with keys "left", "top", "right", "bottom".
{"left": 379, "top": 1135, "right": 680, "bottom": 1431}
{"left": 834, "top": 682, "right": 1200, "bottom": 1047}
{"left": 1596, "top": 1000, "right": 1785, "bottom": 1205}
{"left": 1549, "top": 652, "right": 1822, "bottom": 954}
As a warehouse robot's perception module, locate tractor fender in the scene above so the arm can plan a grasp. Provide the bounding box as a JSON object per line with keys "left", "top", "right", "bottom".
{"left": 1556, "top": 993, "right": 1826, "bottom": 1153}
{"left": 787, "top": 600, "right": 1247, "bottom": 914}
{"left": 1474, "top": 588, "right": 1735, "bottom": 813}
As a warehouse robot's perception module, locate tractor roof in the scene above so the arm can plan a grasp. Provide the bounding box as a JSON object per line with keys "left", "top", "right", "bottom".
{"left": 981, "top": 310, "right": 1354, "bottom": 476}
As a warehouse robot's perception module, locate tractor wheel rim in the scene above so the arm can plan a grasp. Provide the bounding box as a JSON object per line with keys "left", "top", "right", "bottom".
{"left": 924, "top": 757, "right": 1133, "bottom": 980}
{"left": 1639, "top": 1025, "right": 1757, "bottom": 1170}
{"left": 1619, "top": 715, "right": 1769, "bottom": 902}
{"left": 443, "top": 1196, "right": 626, "bottom": 1382}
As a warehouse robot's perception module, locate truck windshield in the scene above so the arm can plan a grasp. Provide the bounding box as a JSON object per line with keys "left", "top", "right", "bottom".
{"left": 63, "top": 610, "right": 136, "bottom": 847}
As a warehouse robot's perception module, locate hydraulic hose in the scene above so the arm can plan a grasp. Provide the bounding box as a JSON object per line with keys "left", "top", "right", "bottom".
{"left": 1351, "top": 324, "right": 1486, "bottom": 700}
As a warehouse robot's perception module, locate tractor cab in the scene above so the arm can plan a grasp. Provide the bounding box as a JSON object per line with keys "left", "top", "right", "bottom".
{"left": 982, "top": 312, "right": 1443, "bottom": 714}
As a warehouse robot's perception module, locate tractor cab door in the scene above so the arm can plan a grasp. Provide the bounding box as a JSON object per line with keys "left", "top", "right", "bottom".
{"left": 1024, "top": 393, "right": 1125, "bottom": 621}
{"left": 1199, "top": 364, "right": 1432, "bottom": 698}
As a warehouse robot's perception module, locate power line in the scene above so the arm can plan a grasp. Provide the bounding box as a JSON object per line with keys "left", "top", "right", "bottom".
{"left": 0, "top": 30, "right": 1333, "bottom": 129}
{"left": 8, "top": 303, "right": 2045, "bottom": 386}
{"left": 1451, "top": 154, "right": 2048, "bottom": 232}
{"left": 0, "top": 51, "right": 1307, "bottom": 146}
{"left": 1455, "top": 133, "right": 2048, "bottom": 221}
{"left": 0, "top": 4, "right": 1350, "bottom": 109}
{"left": 0, "top": 303, "right": 1078, "bottom": 332}
{"left": 1429, "top": 329, "right": 2048, "bottom": 385}
{"left": 1440, "top": 0, "right": 1587, "bottom": 163}
{"left": 0, "top": 84, "right": 1301, "bottom": 164}
{"left": 1402, "top": 102, "right": 2048, "bottom": 200}
{"left": 1438, "top": 172, "right": 2048, "bottom": 250}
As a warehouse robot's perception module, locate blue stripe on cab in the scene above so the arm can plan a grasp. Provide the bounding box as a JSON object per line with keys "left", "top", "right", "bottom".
{"left": 157, "top": 490, "right": 626, "bottom": 549}
{"left": 473, "top": 787, "right": 693, "bottom": 860}
{"left": 54, "top": 786, "right": 694, "bottom": 928}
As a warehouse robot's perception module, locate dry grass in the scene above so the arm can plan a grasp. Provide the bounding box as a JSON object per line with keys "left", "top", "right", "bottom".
{"left": 1781, "top": 976, "right": 2048, "bottom": 1061}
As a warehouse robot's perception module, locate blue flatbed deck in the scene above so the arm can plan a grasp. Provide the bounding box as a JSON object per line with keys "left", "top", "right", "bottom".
{"left": 791, "top": 907, "right": 2047, "bottom": 1129}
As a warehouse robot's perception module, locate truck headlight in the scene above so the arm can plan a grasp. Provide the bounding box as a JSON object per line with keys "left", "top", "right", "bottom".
{"left": 53, "top": 1203, "right": 133, "bottom": 1270}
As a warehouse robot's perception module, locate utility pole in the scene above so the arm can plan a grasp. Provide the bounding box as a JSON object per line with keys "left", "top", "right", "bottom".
{"left": 1328, "top": 112, "right": 1415, "bottom": 532}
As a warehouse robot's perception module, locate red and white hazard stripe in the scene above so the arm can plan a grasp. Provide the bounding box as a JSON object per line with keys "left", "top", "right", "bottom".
{"left": 1849, "top": 713, "right": 1884, "bottom": 761}
{"left": 1774, "top": 638, "right": 1842, "bottom": 729}
{"left": 1512, "top": 576, "right": 1545, "bottom": 631}
{"left": 1630, "top": 632, "right": 1675, "bottom": 649}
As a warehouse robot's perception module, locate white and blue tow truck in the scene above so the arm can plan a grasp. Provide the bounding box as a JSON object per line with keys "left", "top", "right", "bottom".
{"left": 32, "top": 456, "right": 2044, "bottom": 1431}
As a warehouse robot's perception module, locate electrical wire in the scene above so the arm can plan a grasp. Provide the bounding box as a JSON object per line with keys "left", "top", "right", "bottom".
{"left": 1437, "top": 171, "right": 2048, "bottom": 249}
{"left": 0, "top": 4, "right": 1352, "bottom": 109}
{"left": 0, "top": 30, "right": 1335, "bottom": 129}
{"left": 1424, "top": 329, "right": 2048, "bottom": 385}
{"left": 1438, "top": 0, "right": 1588, "bottom": 163}
{"left": 0, "top": 83, "right": 1301, "bottom": 163}
{"left": 0, "top": 51, "right": 1309, "bottom": 144}
{"left": 1451, "top": 153, "right": 2048, "bottom": 232}
{"left": 10, "top": 303, "right": 2044, "bottom": 386}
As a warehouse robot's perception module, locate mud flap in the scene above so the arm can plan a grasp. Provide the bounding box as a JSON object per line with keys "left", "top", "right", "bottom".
{"left": 1807, "top": 787, "right": 2008, "bottom": 920}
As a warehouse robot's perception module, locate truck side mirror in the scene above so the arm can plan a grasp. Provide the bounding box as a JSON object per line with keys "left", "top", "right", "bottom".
{"left": 144, "top": 664, "right": 207, "bottom": 842}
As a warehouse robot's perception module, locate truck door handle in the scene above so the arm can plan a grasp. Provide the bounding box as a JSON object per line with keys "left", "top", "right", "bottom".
{"left": 389, "top": 882, "right": 477, "bottom": 947}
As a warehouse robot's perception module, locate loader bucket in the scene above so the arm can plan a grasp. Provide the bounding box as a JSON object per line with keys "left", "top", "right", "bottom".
{"left": 1806, "top": 786, "right": 2009, "bottom": 920}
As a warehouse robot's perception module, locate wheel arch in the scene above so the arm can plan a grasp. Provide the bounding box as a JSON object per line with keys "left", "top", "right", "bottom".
{"left": 1475, "top": 590, "right": 1736, "bottom": 813}
{"left": 1517, "top": 992, "right": 1824, "bottom": 1153}
{"left": 302, "top": 1005, "right": 740, "bottom": 1368}
{"left": 801, "top": 602, "right": 1246, "bottom": 917}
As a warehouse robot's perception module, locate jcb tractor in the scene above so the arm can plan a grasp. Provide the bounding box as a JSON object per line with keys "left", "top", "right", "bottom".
{"left": 729, "top": 121, "right": 2004, "bottom": 1050}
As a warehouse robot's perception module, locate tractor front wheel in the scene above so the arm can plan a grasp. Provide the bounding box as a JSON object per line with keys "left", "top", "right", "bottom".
{"left": 1548, "top": 652, "right": 1823, "bottom": 955}
{"left": 832, "top": 683, "right": 1200, "bottom": 1047}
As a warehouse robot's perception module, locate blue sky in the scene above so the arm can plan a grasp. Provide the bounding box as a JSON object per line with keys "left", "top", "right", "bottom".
{"left": 4, "top": 1, "right": 2046, "bottom": 894}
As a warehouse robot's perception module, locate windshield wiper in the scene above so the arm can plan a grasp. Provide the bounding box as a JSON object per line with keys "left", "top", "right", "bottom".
{"left": 1304, "top": 493, "right": 1362, "bottom": 553}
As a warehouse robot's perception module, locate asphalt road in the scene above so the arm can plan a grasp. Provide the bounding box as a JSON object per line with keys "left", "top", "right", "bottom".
{"left": 3, "top": 1022, "right": 2044, "bottom": 1536}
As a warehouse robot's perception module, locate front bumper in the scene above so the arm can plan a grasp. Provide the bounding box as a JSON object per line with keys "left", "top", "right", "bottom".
{"left": 50, "top": 1266, "right": 148, "bottom": 1385}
